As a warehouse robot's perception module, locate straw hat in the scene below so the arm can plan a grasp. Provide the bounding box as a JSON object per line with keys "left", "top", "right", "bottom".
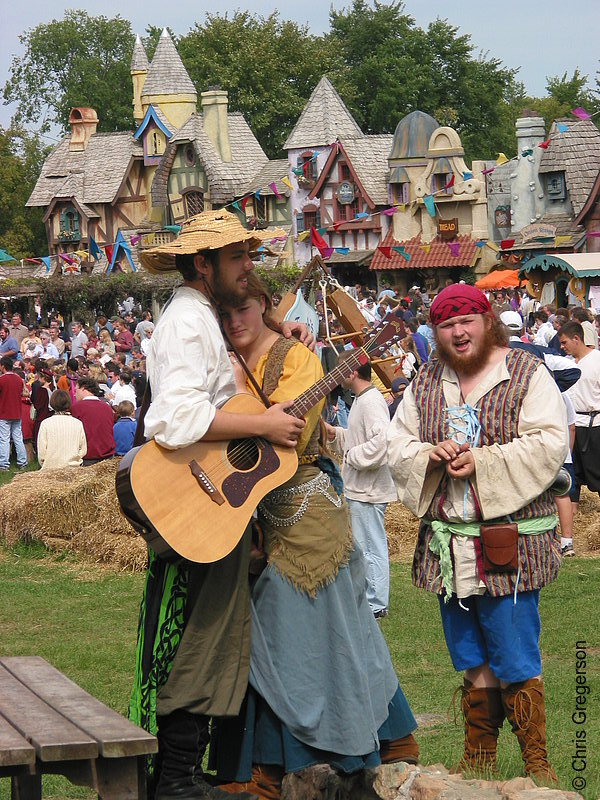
{"left": 139, "top": 209, "right": 286, "bottom": 274}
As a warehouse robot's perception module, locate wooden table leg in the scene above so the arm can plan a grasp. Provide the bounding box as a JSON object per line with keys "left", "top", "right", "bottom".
{"left": 11, "top": 773, "right": 41, "bottom": 800}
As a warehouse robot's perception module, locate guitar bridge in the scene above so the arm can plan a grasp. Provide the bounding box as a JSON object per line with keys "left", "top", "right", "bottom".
{"left": 189, "top": 460, "right": 225, "bottom": 505}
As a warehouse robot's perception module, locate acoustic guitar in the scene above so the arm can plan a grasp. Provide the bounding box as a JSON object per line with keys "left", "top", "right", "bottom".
{"left": 116, "top": 319, "right": 404, "bottom": 563}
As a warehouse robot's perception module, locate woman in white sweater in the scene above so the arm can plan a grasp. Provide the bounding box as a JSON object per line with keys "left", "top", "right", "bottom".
{"left": 37, "top": 390, "right": 87, "bottom": 469}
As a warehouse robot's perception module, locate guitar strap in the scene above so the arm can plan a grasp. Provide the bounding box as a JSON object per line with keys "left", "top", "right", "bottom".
{"left": 222, "top": 329, "right": 272, "bottom": 409}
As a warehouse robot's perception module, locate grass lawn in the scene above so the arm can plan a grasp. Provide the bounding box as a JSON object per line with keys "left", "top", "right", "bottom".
{"left": 0, "top": 543, "right": 597, "bottom": 798}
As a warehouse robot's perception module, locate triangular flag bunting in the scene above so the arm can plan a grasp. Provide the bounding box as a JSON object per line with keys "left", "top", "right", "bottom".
{"left": 164, "top": 225, "right": 181, "bottom": 234}
{"left": 586, "top": 231, "right": 600, "bottom": 238}
{"left": 392, "top": 246, "right": 411, "bottom": 261}
{"left": 59, "top": 253, "right": 74, "bottom": 265}
{"left": 420, "top": 244, "right": 430, "bottom": 254}
{"left": 354, "top": 212, "right": 369, "bottom": 219}
{"left": 335, "top": 247, "right": 349, "bottom": 255}
{"left": 89, "top": 235, "right": 102, "bottom": 261}
{"left": 292, "top": 167, "right": 303, "bottom": 176}
{"left": 475, "top": 241, "right": 486, "bottom": 248}
{"left": 311, "top": 227, "right": 329, "bottom": 251}
{"left": 442, "top": 175, "right": 455, "bottom": 190}
{"left": 377, "top": 246, "right": 393, "bottom": 259}
{"left": 571, "top": 107, "right": 591, "bottom": 121}
{"left": 130, "top": 235, "right": 141, "bottom": 246}
{"left": 554, "top": 235, "right": 571, "bottom": 246}
{"left": 447, "top": 242, "right": 460, "bottom": 257}
{"left": 41, "top": 256, "right": 51, "bottom": 273}
{"left": 333, "top": 220, "right": 344, "bottom": 231}
{"left": 241, "top": 196, "right": 251, "bottom": 211}
{"left": 25, "top": 258, "right": 42, "bottom": 265}
{"left": 281, "top": 176, "right": 293, "bottom": 192}
{"left": 462, "top": 171, "right": 473, "bottom": 180}
{"left": 538, "top": 140, "right": 550, "bottom": 149}
{"left": 486, "top": 242, "right": 499, "bottom": 252}
{"left": 481, "top": 167, "right": 495, "bottom": 175}
{"left": 104, "top": 245, "right": 114, "bottom": 263}
{"left": 521, "top": 149, "right": 533, "bottom": 157}
{"left": 268, "top": 182, "right": 282, "bottom": 199}
{"left": 321, "top": 247, "right": 334, "bottom": 259}
{"left": 381, "top": 207, "right": 397, "bottom": 216}
{"left": 500, "top": 239, "right": 515, "bottom": 250}
{"left": 232, "top": 201, "right": 241, "bottom": 212}
{"left": 557, "top": 123, "right": 569, "bottom": 133}
{"left": 254, "top": 190, "right": 261, "bottom": 200}
{"left": 297, "top": 231, "right": 310, "bottom": 242}
{"left": 423, "top": 195, "right": 436, "bottom": 217}
{"left": 316, "top": 226, "right": 328, "bottom": 235}
{"left": 496, "top": 153, "right": 509, "bottom": 166}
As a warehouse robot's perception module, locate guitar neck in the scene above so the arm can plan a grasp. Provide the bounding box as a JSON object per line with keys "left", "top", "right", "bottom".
{"left": 288, "top": 349, "right": 367, "bottom": 419}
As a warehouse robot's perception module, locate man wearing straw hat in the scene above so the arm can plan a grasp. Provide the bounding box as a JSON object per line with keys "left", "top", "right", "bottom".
{"left": 130, "top": 210, "right": 309, "bottom": 800}
{"left": 386, "top": 283, "right": 568, "bottom": 785}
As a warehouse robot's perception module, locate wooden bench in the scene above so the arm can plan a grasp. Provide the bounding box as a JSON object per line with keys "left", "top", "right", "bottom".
{"left": 0, "top": 656, "right": 157, "bottom": 799}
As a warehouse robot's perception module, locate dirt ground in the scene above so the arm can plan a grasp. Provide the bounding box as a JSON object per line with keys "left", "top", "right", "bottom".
{"left": 386, "top": 487, "right": 600, "bottom": 562}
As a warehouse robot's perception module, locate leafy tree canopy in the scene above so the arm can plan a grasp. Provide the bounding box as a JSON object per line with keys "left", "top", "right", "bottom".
{"left": 3, "top": 11, "right": 135, "bottom": 133}
{"left": 177, "top": 11, "right": 337, "bottom": 156}
{"left": 516, "top": 69, "right": 599, "bottom": 135}
{"left": 328, "top": 1, "right": 522, "bottom": 160}
{"left": 0, "top": 127, "right": 48, "bottom": 258}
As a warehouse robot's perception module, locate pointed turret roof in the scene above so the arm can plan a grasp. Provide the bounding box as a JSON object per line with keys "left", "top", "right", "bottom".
{"left": 142, "top": 29, "right": 196, "bottom": 97}
{"left": 130, "top": 35, "right": 149, "bottom": 72}
{"left": 284, "top": 76, "right": 362, "bottom": 150}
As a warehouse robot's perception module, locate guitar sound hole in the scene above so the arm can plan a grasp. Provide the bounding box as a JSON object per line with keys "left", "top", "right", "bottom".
{"left": 227, "top": 439, "right": 260, "bottom": 471}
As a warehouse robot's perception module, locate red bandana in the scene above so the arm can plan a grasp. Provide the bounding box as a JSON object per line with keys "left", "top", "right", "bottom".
{"left": 429, "top": 284, "right": 492, "bottom": 325}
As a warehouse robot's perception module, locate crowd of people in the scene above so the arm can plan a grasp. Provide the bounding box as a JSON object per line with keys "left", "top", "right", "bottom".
{"left": 1, "top": 215, "right": 598, "bottom": 797}
{"left": 0, "top": 308, "right": 152, "bottom": 470}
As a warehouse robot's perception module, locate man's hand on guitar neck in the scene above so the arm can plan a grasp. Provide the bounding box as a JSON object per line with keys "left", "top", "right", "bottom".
{"left": 204, "top": 400, "right": 305, "bottom": 448}
{"left": 260, "top": 401, "right": 305, "bottom": 447}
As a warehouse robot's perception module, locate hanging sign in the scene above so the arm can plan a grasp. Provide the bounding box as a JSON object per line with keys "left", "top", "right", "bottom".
{"left": 437, "top": 218, "right": 458, "bottom": 241}
{"left": 520, "top": 223, "right": 556, "bottom": 243}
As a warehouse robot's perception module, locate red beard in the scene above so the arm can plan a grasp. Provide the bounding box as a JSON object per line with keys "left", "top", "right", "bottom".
{"left": 434, "top": 321, "right": 498, "bottom": 376}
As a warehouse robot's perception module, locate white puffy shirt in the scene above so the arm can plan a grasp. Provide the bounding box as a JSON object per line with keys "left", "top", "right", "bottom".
{"left": 144, "top": 286, "right": 236, "bottom": 449}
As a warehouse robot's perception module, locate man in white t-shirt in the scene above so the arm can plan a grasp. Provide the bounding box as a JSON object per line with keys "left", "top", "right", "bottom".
{"left": 559, "top": 320, "right": 600, "bottom": 515}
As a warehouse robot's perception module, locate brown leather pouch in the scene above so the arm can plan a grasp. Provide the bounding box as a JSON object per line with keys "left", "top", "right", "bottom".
{"left": 479, "top": 523, "right": 518, "bottom": 572}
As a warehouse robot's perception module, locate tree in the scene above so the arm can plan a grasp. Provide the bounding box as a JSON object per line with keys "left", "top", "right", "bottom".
{"left": 515, "top": 70, "right": 599, "bottom": 135}
{"left": 3, "top": 11, "right": 135, "bottom": 133}
{"left": 0, "top": 126, "right": 48, "bottom": 258}
{"left": 177, "top": 12, "right": 337, "bottom": 157}
{"left": 327, "top": 1, "right": 521, "bottom": 161}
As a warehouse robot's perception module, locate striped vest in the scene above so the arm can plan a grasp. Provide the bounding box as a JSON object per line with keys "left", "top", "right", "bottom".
{"left": 411, "top": 348, "right": 560, "bottom": 597}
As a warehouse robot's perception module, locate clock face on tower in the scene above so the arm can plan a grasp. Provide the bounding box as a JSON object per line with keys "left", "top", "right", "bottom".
{"left": 337, "top": 181, "right": 355, "bottom": 204}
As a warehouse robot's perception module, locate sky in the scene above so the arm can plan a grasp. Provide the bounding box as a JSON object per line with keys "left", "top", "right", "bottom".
{"left": 1, "top": 0, "right": 599, "bottom": 134}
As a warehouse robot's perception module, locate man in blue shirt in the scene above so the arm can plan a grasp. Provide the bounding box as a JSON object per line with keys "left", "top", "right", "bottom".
{"left": 0, "top": 327, "right": 19, "bottom": 363}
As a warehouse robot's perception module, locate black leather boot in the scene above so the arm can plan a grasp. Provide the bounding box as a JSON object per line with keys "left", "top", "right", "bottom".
{"left": 155, "top": 710, "right": 257, "bottom": 800}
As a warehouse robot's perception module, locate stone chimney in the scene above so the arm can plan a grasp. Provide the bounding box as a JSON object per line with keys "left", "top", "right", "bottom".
{"left": 511, "top": 115, "right": 546, "bottom": 231}
{"left": 68, "top": 108, "right": 99, "bottom": 151}
{"left": 201, "top": 89, "right": 232, "bottom": 163}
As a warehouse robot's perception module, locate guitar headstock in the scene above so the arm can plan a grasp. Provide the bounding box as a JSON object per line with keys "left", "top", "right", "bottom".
{"left": 363, "top": 318, "right": 405, "bottom": 357}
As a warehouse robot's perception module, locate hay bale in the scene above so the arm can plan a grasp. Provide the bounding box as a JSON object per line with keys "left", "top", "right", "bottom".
{"left": 0, "top": 459, "right": 146, "bottom": 571}
{"left": 385, "top": 501, "right": 418, "bottom": 563}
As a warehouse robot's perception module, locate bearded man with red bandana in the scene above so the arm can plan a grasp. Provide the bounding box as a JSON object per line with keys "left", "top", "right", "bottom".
{"left": 387, "top": 284, "right": 568, "bottom": 784}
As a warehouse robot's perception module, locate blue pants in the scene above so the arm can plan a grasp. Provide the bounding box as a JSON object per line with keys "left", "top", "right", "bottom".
{"left": 346, "top": 499, "right": 389, "bottom": 614}
{"left": 438, "top": 591, "right": 541, "bottom": 684}
{"left": 0, "top": 419, "right": 27, "bottom": 470}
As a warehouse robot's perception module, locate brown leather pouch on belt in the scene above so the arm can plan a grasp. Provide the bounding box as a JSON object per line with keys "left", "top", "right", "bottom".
{"left": 479, "top": 523, "right": 518, "bottom": 572}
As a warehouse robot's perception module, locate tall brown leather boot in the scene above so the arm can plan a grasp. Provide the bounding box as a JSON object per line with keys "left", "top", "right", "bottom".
{"left": 218, "top": 765, "right": 283, "bottom": 800}
{"left": 450, "top": 681, "right": 505, "bottom": 778}
{"left": 379, "top": 733, "right": 419, "bottom": 765}
{"left": 502, "top": 678, "right": 557, "bottom": 785}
